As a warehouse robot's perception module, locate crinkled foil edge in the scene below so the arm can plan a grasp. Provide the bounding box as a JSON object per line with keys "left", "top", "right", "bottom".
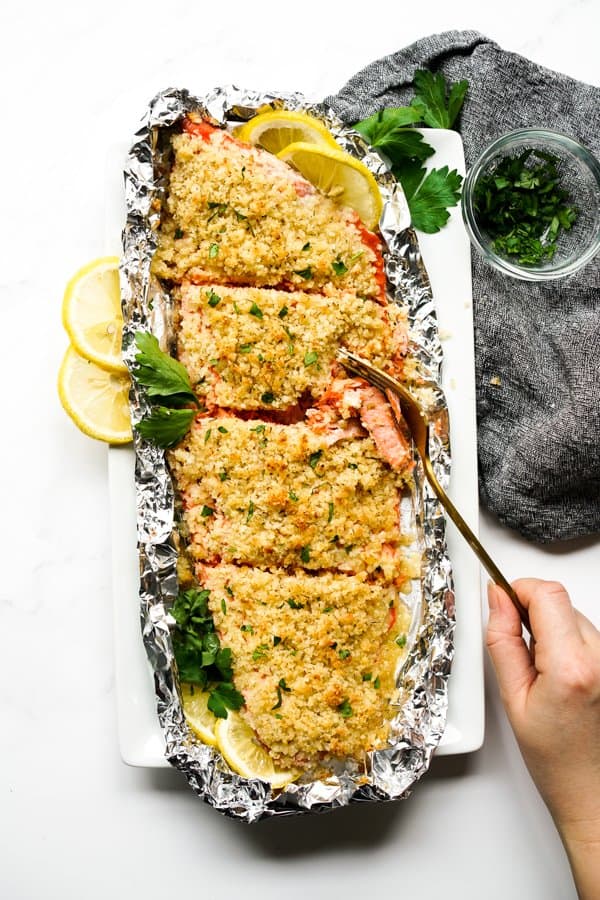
{"left": 120, "top": 86, "right": 455, "bottom": 823}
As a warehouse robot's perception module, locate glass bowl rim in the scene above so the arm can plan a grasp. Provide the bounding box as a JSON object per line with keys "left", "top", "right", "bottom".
{"left": 461, "top": 128, "right": 600, "bottom": 281}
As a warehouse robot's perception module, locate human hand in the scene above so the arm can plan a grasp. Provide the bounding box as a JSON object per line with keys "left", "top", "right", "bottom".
{"left": 487, "top": 579, "right": 600, "bottom": 899}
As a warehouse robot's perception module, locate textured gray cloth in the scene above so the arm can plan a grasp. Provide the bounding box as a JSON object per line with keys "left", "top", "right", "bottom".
{"left": 327, "top": 30, "right": 600, "bottom": 543}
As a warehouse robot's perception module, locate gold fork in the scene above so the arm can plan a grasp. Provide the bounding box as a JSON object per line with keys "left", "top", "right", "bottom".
{"left": 337, "top": 348, "right": 531, "bottom": 635}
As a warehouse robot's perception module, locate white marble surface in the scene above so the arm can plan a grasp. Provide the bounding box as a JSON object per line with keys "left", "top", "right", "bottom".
{"left": 1, "top": 2, "right": 599, "bottom": 898}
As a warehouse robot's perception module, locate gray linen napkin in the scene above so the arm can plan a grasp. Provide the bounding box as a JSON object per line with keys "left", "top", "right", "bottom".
{"left": 327, "top": 30, "right": 600, "bottom": 543}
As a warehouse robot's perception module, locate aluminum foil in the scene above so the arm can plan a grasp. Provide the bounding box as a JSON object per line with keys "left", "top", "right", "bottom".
{"left": 120, "top": 85, "right": 455, "bottom": 823}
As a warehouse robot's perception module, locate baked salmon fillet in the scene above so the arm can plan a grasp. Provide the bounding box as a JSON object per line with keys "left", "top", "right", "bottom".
{"left": 151, "top": 119, "right": 385, "bottom": 301}
{"left": 168, "top": 416, "right": 415, "bottom": 583}
{"left": 200, "top": 564, "right": 412, "bottom": 770}
{"left": 177, "top": 282, "right": 408, "bottom": 411}
{"left": 152, "top": 114, "right": 419, "bottom": 775}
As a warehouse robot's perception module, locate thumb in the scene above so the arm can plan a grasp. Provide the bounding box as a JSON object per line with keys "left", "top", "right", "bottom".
{"left": 486, "top": 582, "right": 536, "bottom": 708}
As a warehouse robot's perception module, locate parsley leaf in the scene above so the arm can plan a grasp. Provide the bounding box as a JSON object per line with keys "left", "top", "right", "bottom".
{"left": 337, "top": 699, "right": 353, "bottom": 718}
{"left": 304, "top": 351, "right": 319, "bottom": 367}
{"left": 356, "top": 111, "right": 434, "bottom": 170}
{"left": 408, "top": 166, "right": 463, "bottom": 233}
{"left": 249, "top": 301, "right": 263, "bottom": 319}
{"left": 135, "top": 407, "right": 195, "bottom": 448}
{"left": 412, "top": 70, "right": 468, "bottom": 129}
{"left": 133, "top": 332, "right": 199, "bottom": 407}
{"left": 208, "top": 682, "right": 244, "bottom": 719}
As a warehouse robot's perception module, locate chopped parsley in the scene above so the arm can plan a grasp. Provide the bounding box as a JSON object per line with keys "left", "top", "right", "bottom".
{"left": 303, "top": 350, "right": 319, "bottom": 367}
{"left": 240, "top": 624, "right": 254, "bottom": 634}
{"left": 251, "top": 424, "right": 266, "bottom": 433}
{"left": 395, "top": 634, "right": 407, "bottom": 647}
{"left": 249, "top": 301, "right": 264, "bottom": 319}
{"left": 261, "top": 391, "right": 275, "bottom": 404}
{"left": 287, "top": 598, "right": 304, "bottom": 610}
{"left": 273, "top": 636, "right": 282, "bottom": 646}
{"left": 204, "top": 428, "right": 212, "bottom": 443}
{"left": 201, "top": 505, "right": 214, "bottom": 517}
{"left": 174, "top": 227, "right": 184, "bottom": 239}
{"left": 278, "top": 305, "right": 289, "bottom": 319}
{"left": 331, "top": 257, "right": 348, "bottom": 276}
{"left": 208, "top": 243, "right": 219, "bottom": 258}
{"left": 308, "top": 449, "right": 322, "bottom": 470}
{"left": 300, "top": 545, "right": 311, "bottom": 563}
{"left": 338, "top": 649, "right": 351, "bottom": 660}
{"left": 246, "top": 501, "right": 255, "bottom": 523}
{"left": 294, "top": 266, "right": 312, "bottom": 280}
{"left": 327, "top": 502, "right": 334, "bottom": 523}
{"left": 238, "top": 343, "right": 254, "bottom": 353}
{"left": 207, "top": 201, "right": 228, "bottom": 221}
{"left": 472, "top": 150, "right": 578, "bottom": 265}
{"left": 288, "top": 490, "right": 299, "bottom": 502}
{"left": 373, "top": 676, "right": 381, "bottom": 689}
{"left": 217, "top": 425, "right": 228, "bottom": 434}
{"left": 302, "top": 242, "right": 311, "bottom": 251}
{"left": 271, "top": 677, "right": 292, "bottom": 710}
{"left": 252, "top": 643, "right": 269, "bottom": 661}
{"left": 225, "top": 586, "right": 234, "bottom": 597}
{"left": 219, "top": 470, "right": 228, "bottom": 482}
{"left": 206, "top": 288, "right": 221, "bottom": 307}
{"left": 221, "top": 598, "right": 227, "bottom": 615}
{"left": 362, "top": 672, "right": 372, "bottom": 682}
{"left": 337, "top": 699, "right": 353, "bottom": 718}
{"left": 347, "top": 462, "right": 358, "bottom": 469}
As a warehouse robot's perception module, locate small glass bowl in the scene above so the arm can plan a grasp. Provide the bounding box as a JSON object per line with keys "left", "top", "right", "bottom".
{"left": 461, "top": 129, "right": 600, "bottom": 280}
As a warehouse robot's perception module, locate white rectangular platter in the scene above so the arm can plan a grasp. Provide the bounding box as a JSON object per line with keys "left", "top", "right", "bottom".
{"left": 107, "top": 126, "right": 484, "bottom": 767}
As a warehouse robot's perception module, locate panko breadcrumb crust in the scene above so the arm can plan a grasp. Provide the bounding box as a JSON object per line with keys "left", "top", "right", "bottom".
{"left": 157, "top": 121, "right": 418, "bottom": 774}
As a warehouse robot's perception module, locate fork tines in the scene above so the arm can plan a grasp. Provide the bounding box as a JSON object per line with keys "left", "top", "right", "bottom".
{"left": 336, "top": 349, "right": 400, "bottom": 396}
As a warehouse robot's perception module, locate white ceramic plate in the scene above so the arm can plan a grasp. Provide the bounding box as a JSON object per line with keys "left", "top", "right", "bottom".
{"left": 106, "top": 127, "right": 484, "bottom": 767}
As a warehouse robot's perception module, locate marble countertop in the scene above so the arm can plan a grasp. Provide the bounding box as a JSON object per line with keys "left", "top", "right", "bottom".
{"left": 1, "top": 2, "right": 598, "bottom": 898}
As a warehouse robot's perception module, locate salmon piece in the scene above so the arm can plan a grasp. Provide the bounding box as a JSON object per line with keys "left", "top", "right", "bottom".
{"left": 358, "top": 384, "right": 413, "bottom": 473}
{"left": 307, "top": 378, "right": 413, "bottom": 473}
{"left": 152, "top": 118, "right": 385, "bottom": 301}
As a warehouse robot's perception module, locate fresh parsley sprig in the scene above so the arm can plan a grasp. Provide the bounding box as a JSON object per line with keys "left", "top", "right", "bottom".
{"left": 171, "top": 588, "right": 244, "bottom": 719}
{"left": 133, "top": 332, "right": 199, "bottom": 406}
{"left": 354, "top": 69, "right": 468, "bottom": 233}
{"left": 132, "top": 331, "right": 200, "bottom": 448}
{"left": 411, "top": 70, "right": 468, "bottom": 129}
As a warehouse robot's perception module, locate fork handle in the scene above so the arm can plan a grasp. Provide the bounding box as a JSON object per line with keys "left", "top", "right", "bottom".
{"left": 423, "top": 457, "right": 532, "bottom": 636}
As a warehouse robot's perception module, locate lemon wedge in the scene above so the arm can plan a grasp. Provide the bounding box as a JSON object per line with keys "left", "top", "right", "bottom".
{"left": 62, "top": 256, "right": 126, "bottom": 374}
{"left": 236, "top": 109, "right": 339, "bottom": 154}
{"left": 180, "top": 684, "right": 218, "bottom": 747}
{"left": 58, "top": 346, "right": 132, "bottom": 444}
{"left": 277, "top": 142, "right": 383, "bottom": 230}
{"left": 215, "top": 711, "right": 298, "bottom": 788}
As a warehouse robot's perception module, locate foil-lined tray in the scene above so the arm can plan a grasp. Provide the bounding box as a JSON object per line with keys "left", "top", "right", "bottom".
{"left": 120, "top": 85, "right": 455, "bottom": 823}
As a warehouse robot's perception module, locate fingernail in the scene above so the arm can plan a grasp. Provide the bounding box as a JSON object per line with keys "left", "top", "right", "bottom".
{"left": 487, "top": 580, "right": 499, "bottom": 610}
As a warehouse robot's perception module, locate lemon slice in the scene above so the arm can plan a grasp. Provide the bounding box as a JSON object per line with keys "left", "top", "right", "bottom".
{"left": 277, "top": 142, "right": 383, "bottom": 230}
{"left": 62, "top": 256, "right": 126, "bottom": 373}
{"left": 180, "top": 684, "right": 218, "bottom": 747}
{"left": 236, "top": 109, "right": 339, "bottom": 154}
{"left": 215, "top": 711, "right": 298, "bottom": 788}
{"left": 58, "top": 345, "right": 132, "bottom": 444}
